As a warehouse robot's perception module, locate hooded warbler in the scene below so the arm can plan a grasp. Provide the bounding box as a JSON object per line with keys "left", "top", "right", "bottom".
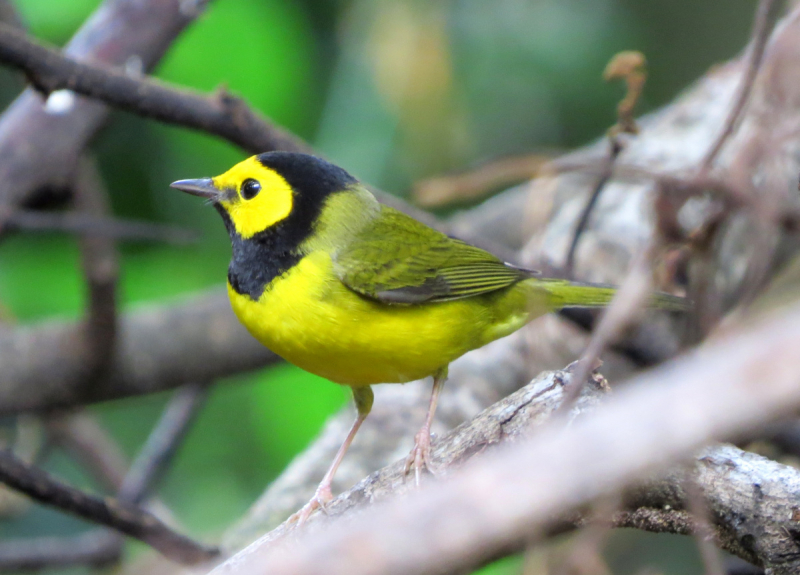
{"left": 172, "top": 152, "right": 683, "bottom": 524}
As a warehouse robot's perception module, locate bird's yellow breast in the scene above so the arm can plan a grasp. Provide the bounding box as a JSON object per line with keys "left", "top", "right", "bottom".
{"left": 227, "top": 251, "right": 546, "bottom": 386}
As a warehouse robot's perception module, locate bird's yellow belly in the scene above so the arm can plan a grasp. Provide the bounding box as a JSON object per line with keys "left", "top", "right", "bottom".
{"left": 227, "top": 252, "right": 537, "bottom": 386}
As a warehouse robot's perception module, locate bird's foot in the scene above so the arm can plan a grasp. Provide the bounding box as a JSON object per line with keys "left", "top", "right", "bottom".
{"left": 403, "top": 428, "right": 436, "bottom": 486}
{"left": 287, "top": 484, "right": 335, "bottom": 527}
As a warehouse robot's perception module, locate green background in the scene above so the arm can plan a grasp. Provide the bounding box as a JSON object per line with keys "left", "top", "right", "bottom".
{"left": 0, "top": 1, "right": 755, "bottom": 573}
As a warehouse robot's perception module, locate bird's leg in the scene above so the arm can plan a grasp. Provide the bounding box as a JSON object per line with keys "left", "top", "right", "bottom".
{"left": 404, "top": 367, "right": 447, "bottom": 486}
{"left": 290, "top": 385, "right": 373, "bottom": 526}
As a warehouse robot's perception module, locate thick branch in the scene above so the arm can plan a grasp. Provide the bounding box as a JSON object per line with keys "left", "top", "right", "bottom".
{"left": 0, "top": 290, "right": 277, "bottom": 414}
{"left": 212, "top": 299, "right": 800, "bottom": 575}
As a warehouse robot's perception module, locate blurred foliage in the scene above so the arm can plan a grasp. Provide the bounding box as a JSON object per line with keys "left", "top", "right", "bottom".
{"left": 0, "top": 0, "right": 757, "bottom": 573}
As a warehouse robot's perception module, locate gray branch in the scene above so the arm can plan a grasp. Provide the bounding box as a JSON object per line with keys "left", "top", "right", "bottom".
{"left": 211, "top": 294, "right": 800, "bottom": 575}
{"left": 0, "top": 290, "right": 276, "bottom": 414}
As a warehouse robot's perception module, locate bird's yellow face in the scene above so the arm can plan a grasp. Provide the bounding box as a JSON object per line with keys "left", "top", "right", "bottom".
{"left": 211, "top": 156, "right": 295, "bottom": 239}
{"left": 172, "top": 152, "right": 362, "bottom": 298}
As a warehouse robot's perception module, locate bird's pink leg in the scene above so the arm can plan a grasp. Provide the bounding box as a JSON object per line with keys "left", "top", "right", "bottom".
{"left": 404, "top": 368, "right": 447, "bottom": 485}
{"left": 289, "top": 385, "right": 373, "bottom": 526}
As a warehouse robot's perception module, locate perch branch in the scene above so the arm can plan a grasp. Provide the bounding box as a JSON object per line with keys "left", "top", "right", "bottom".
{"left": 212, "top": 298, "right": 800, "bottom": 575}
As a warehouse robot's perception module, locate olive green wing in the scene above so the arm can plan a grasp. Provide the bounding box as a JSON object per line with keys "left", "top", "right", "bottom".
{"left": 333, "top": 206, "right": 535, "bottom": 304}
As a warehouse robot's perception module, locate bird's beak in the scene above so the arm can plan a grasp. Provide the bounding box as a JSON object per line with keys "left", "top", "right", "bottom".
{"left": 170, "top": 178, "right": 220, "bottom": 201}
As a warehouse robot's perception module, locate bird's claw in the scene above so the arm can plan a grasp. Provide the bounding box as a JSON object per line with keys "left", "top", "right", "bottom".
{"left": 403, "top": 429, "right": 436, "bottom": 486}
{"left": 287, "top": 484, "right": 335, "bottom": 527}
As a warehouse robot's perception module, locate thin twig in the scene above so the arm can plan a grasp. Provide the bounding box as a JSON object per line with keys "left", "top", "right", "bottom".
{"left": 0, "top": 208, "right": 199, "bottom": 243}
{"left": 555, "top": 241, "right": 659, "bottom": 417}
{"left": 699, "top": 0, "right": 776, "bottom": 173}
{"left": 0, "top": 448, "right": 218, "bottom": 564}
{"left": 119, "top": 383, "right": 209, "bottom": 504}
{"left": 46, "top": 412, "right": 128, "bottom": 493}
{"left": 565, "top": 51, "right": 646, "bottom": 276}
{"left": 564, "top": 137, "right": 623, "bottom": 276}
{"left": 413, "top": 153, "right": 553, "bottom": 208}
{"left": 34, "top": 386, "right": 208, "bottom": 570}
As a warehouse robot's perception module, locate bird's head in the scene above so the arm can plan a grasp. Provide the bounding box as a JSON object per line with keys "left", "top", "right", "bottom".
{"left": 171, "top": 152, "right": 357, "bottom": 240}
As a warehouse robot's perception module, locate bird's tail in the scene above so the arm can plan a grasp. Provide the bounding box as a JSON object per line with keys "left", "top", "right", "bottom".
{"left": 536, "top": 278, "right": 687, "bottom": 311}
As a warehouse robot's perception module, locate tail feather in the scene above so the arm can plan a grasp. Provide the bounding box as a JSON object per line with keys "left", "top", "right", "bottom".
{"left": 537, "top": 279, "right": 688, "bottom": 311}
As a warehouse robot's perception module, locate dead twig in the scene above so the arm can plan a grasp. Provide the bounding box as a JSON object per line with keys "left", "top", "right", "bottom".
{"left": 699, "top": 0, "right": 777, "bottom": 174}
{"left": 119, "top": 382, "right": 209, "bottom": 504}
{"left": 564, "top": 51, "right": 645, "bottom": 276}
{"left": 413, "top": 153, "right": 553, "bottom": 208}
{"left": 0, "top": 22, "right": 307, "bottom": 156}
{"left": 74, "top": 156, "right": 118, "bottom": 390}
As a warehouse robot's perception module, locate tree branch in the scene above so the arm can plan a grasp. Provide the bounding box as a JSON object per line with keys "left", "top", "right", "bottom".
{"left": 0, "top": 0, "right": 211, "bottom": 209}
{"left": 211, "top": 297, "right": 800, "bottom": 575}
{"left": 0, "top": 289, "right": 277, "bottom": 414}
{"left": 0, "top": 449, "right": 217, "bottom": 564}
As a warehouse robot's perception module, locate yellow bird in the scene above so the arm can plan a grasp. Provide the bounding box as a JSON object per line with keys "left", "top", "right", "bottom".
{"left": 172, "top": 152, "right": 681, "bottom": 523}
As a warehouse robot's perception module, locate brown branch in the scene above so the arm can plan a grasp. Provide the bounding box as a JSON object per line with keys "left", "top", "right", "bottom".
{"left": 0, "top": 289, "right": 277, "bottom": 415}
{"left": 0, "top": 22, "right": 308, "bottom": 156}
{"left": 563, "top": 137, "right": 623, "bottom": 276}
{"left": 412, "top": 153, "right": 553, "bottom": 208}
{"left": 74, "top": 156, "right": 118, "bottom": 390}
{"left": 214, "top": 298, "right": 800, "bottom": 575}
{"left": 564, "top": 51, "right": 645, "bottom": 276}
{"left": 38, "top": 386, "right": 208, "bottom": 570}
{"left": 699, "top": 0, "right": 777, "bottom": 173}
{"left": 0, "top": 0, "right": 211, "bottom": 209}
{"left": 0, "top": 448, "right": 217, "bottom": 564}
{"left": 0, "top": 21, "right": 464, "bottom": 243}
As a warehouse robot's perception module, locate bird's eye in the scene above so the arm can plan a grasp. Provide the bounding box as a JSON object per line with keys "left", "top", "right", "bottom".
{"left": 241, "top": 179, "right": 261, "bottom": 200}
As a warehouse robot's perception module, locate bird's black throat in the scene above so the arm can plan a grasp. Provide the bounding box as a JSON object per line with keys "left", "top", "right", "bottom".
{"left": 217, "top": 152, "right": 358, "bottom": 300}
{"left": 217, "top": 206, "right": 304, "bottom": 301}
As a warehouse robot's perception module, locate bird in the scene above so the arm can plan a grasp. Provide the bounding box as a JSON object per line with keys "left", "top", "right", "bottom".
{"left": 171, "top": 152, "right": 683, "bottom": 524}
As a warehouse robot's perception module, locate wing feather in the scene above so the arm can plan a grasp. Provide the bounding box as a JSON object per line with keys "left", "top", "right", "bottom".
{"left": 333, "top": 206, "right": 536, "bottom": 304}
